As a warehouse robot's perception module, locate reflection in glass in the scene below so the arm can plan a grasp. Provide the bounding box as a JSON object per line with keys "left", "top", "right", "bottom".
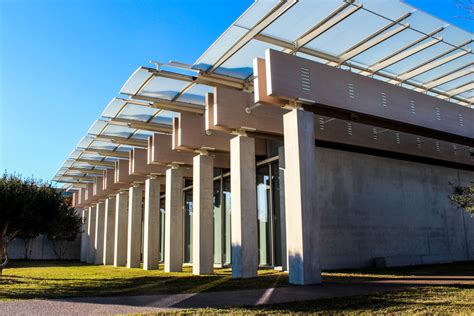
{"left": 184, "top": 190, "right": 193, "bottom": 263}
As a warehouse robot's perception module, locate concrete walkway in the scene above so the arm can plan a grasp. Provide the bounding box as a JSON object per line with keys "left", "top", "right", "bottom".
{"left": 1, "top": 276, "right": 472, "bottom": 316}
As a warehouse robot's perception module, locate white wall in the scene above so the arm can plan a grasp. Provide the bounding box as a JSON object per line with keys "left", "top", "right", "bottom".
{"left": 7, "top": 235, "right": 80, "bottom": 260}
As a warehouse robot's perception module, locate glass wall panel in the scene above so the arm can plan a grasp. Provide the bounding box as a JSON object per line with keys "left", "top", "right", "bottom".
{"left": 223, "top": 176, "right": 232, "bottom": 265}
{"left": 256, "top": 165, "right": 271, "bottom": 266}
{"left": 160, "top": 196, "right": 166, "bottom": 262}
{"left": 271, "top": 162, "right": 282, "bottom": 267}
{"left": 184, "top": 190, "right": 193, "bottom": 263}
{"left": 213, "top": 178, "right": 223, "bottom": 265}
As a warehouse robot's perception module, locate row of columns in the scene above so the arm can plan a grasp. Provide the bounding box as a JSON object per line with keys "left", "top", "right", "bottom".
{"left": 79, "top": 108, "right": 321, "bottom": 285}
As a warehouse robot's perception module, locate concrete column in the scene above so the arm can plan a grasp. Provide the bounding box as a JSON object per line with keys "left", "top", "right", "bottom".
{"left": 278, "top": 146, "right": 288, "bottom": 271}
{"left": 283, "top": 108, "right": 321, "bottom": 285}
{"left": 192, "top": 154, "right": 214, "bottom": 275}
{"left": 114, "top": 190, "right": 128, "bottom": 267}
{"left": 103, "top": 195, "right": 116, "bottom": 265}
{"left": 230, "top": 135, "right": 258, "bottom": 279}
{"left": 164, "top": 167, "right": 184, "bottom": 272}
{"left": 143, "top": 176, "right": 162, "bottom": 270}
{"left": 86, "top": 205, "right": 96, "bottom": 264}
{"left": 94, "top": 202, "right": 105, "bottom": 265}
{"left": 127, "top": 184, "right": 144, "bottom": 268}
{"left": 80, "top": 209, "right": 88, "bottom": 262}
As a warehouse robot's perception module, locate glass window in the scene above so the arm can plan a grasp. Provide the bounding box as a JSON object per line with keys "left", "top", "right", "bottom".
{"left": 256, "top": 165, "right": 271, "bottom": 266}
{"left": 160, "top": 197, "right": 166, "bottom": 262}
{"left": 213, "top": 178, "right": 223, "bottom": 265}
{"left": 271, "top": 162, "right": 282, "bottom": 267}
{"left": 223, "top": 176, "right": 232, "bottom": 265}
{"left": 184, "top": 190, "right": 193, "bottom": 263}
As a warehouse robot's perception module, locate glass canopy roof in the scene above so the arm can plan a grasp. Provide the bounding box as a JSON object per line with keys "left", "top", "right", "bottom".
{"left": 194, "top": 0, "right": 472, "bottom": 106}
{"left": 54, "top": 0, "right": 472, "bottom": 185}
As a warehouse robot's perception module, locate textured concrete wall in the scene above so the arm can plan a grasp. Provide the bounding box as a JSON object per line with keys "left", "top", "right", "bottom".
{"left": 8, "top": 235, "right": 80, "bottom": 260}
{"left": 315, "top": 147, "right": 474, "bottom": 270}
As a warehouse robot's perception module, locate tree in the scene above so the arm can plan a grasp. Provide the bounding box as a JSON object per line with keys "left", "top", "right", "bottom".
{"left": 450, "top": 184, "right": 474, "bottom": 213}
{"left": 0, "top": 172, "right": 81, "bottom": 274}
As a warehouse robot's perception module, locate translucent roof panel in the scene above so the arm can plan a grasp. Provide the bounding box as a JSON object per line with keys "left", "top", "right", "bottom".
{"left": 151, "top": 110, "right": 178, "bottom": 124}
{"left": 215, "top": 39, "right": 282, "bottom": 79}
{"left": 118, "top": 104, "right": 159, "bottom": 122}
{"left": 121, "top": 67, "right": 154, "bottom": 95}
{"left": 304, "top": 10, "right": 391, "bottom": 56}
{"left": 138, "top": 76, "right": 189, "bottom": 100}
{"left": 260, "top": 0, "right": 345, "bottom": 43}
{"left": 101, "top": 124, "right": 136, "bottom": 138}
{"left": 176, "top": 84, "right": 214, "bottom": 105}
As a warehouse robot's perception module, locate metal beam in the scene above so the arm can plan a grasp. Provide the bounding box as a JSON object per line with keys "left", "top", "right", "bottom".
{"left": 421, "top": 65, "right": 473, "bottom": 90}
{"left": 208, "top": 0, "right": 297, "bottom": 72}
{"left": 61, "top": 175, "right": 96, "bottom": 181}
{"left": 75, "top": 158, "right": 116, "bottom": 167}
{"left": 369, "top": 38, "right": 441, "bottom": 73}
{"left": 394, "top": 42, "right": 472, "bottom": 83}
{"left": 83, "top": 149, "right": 130, "bottom": 158}
{"left": 108, "top": 118, "right": 172, "bottom": 134}
{"left": 338, "top": 21, "right": 410, "bottom": 64}
{"left": 94, "top": 135, "right": 148, "bottom": 148}
{"left": 126, "top": 94, "right": 205, "bottom": 114}
{"left": 444, "top": 82, "right": 474, "bottom": 98}
{"left": 68, "top": 167, "right": 105, "bottom": 175}
{"left": 289, "top": 2, "right": 362, "bottom": 54}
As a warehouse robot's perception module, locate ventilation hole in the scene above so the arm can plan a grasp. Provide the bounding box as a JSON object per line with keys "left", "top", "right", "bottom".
{"left": 435, "top": 141, "right": 440, "bottom": 152}
{"left": 458, "top": 114, "right": 464, "bottom": 127}
{"left": 416, "top": 137, "right": 421, "bottom": 149}
{"left": 435, "top": 108, "right": 441, "bottom": 121}
{"left": 395, "top": 132, "right": 400, "bottom": 145}
{"left": 347, "top": 83, "right": 355, "bottom": 99}
{"left": 300, "top": 67, "right": 311, "bottom": 91}
{"left": 347, "top": 122, "right": 353, "bottom": 136}
{"left": 381, "top": 92, "right": 388, "bottom": 107}
{"left": 410, "top": 101, "right": 416, "bottom": 114}
{"left": 319, "top": 117, "right": 325, "bottom": 131}
{"left": 372, "top": 128, "right": 378, "bottom": 140}
{"left": 453, "top": 144, "right": 457, "bottom": 156}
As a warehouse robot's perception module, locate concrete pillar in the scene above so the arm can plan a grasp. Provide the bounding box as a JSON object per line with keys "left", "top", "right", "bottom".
{"left": 143, "top": 176, "right": 162, "bottom": 270}
{"left": 192, "top": 154, "right": 214, "bottom": 275}
{"left": 230, "top": 135, "right": 258, "bottom": 278}
{"left": 164, "top": 167, "right": 184, "bottom": 272}
{"left": 127, "top": 184, "right": 144, "bottom": 268}
{"left": 114, "top": 190, "right": 128, "bottom": 267}
{"left": 80, "top": 209, "right": 88, "bottom": 262}
{"left": 86, "top": 205, "right": 96, "bottom": 264}
{"left": 278, "top": 146, "right": 288, "bottom": 271}
{"left": 283, "top": 108, "right": 321, "bottom": 285}
{"left": 103, "top": 195, "right": 116, "bottom": 265}
{"left": 94, "top": 202, "right": 105, "bottom": 264}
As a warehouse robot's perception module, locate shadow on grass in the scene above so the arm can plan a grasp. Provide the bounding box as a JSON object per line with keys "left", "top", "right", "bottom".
{"left": 5, "top": 260, "right": 84, "bottom": 269}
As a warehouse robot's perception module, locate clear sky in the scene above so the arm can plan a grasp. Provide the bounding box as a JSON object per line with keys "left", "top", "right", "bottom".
{"left": 0, "top": 0, "right": 471, "bottom": 183}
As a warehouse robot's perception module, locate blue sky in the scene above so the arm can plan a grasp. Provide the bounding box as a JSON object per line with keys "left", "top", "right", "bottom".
{"left": 0, "top": 0, "right": 471, "bottom": 183}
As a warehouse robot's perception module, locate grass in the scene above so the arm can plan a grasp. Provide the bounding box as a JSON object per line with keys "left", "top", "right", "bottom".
{"left": 179, "top": 286, "right": 474, "bottom": 315}
{"left": 1, "top": 260, "right": 473, "bottom": 314}
{"left": 0, "top": 261, "right": 288, "bottom": 301}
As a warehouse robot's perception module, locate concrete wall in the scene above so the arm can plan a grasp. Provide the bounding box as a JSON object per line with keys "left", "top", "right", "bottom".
{"left": 315, "top": 147, "right": 474, "bottom": 270}
{"left": 7, "top": 235, "right": 80, "bottom": 260}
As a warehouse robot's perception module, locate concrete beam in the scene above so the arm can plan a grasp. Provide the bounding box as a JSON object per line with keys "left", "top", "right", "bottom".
{"left": 284, "top": 108, "right": 321, "bottom": 285}
{"left": 264, "top": 49, "right": 473, "bottom": 146}
{"left": 115, "top": 159, "right": 145, "bottom": 184}
{"left": 149, "top": 133, "right": 230, "bottom": 169}
{"left": 192, "top": 154, "right": 214, "bottom": 275}
{"left": 164, "top": 167, "right": 184, "bottom": 272}
{"left": 230, "top": 135, "right": 258, "bottom": 278}
{"left": 130, "top": 148, "right": 167, "bottom": 176}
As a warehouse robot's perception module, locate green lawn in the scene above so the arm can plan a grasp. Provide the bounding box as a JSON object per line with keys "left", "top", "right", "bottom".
{"left": 183, "top": 286, "right": 474, "bottom": 315}
{"left": 1, "top": 260, "right": 473, "bottom": 314}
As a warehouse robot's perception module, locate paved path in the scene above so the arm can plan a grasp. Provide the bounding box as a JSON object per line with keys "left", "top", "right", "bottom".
{"left": 1, "top": 276, "right": 472, "bottom": 316}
